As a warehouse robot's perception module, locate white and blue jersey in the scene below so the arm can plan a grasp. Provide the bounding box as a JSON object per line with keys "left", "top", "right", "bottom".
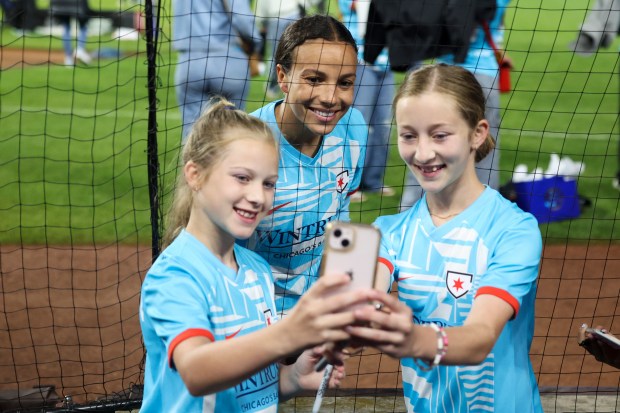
{"left": 374, "top": 188, "right": 543, "bottom": 413}
{"left": 140, "top": 230, "right": 280, "bottom": 413}
{"left": 247, "top": 100, "right": 367, "bottom": 315}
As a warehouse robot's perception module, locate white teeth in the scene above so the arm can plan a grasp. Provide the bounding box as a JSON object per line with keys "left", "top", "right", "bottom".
{"left": 422, "top": 166, "right": 441, "bottom": 172}
{"left": 237, "top": 210, "right": 256, "bottom": 218}
{"left": 314, "top": 110, "right": 334, "bottom": 117}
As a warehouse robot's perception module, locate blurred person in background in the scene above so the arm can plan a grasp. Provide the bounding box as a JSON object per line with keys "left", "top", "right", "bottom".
{"left": 568, "top": 0, "right": 619, "bottom": 191}
{"left": 173, "top": 0, "right": 262, "bottom": 141}
{"left": 254, "top": 0, "right": 303, "bottom": 99}
{"left": 339, "top": 0, "right": 396, "bottom": 202}
{"left": 50, "top": 0, "right": 91, "bottom": 66}
{"left": 569, "top": 0, "right": 619, "bottom": 56}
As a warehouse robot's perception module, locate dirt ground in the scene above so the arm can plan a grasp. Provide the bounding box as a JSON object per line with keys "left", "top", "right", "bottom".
{"left": 0, "top": 244, "right": 151, "bottom": 404}
{"left": 0, "top": 241, "right": 618, "bottom": 406}
{"left": 0, "top": 46, "right": 67, "bottom": 69}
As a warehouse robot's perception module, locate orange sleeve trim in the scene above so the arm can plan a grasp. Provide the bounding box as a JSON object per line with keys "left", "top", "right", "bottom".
{"left": 378, "top": 257, "right": 394, "bottom": 275}
{"left": 168, "top": 328, "right": 214, "bottom": 368}
{"left": 475, "top": 286, "right": 520, "bottom": 319}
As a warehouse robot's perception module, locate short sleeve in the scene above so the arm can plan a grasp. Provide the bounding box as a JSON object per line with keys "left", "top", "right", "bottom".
{"left": 141, "top": 263, "right": 214, "bottom": 361}
{"left": 476, "top": 214, "right": 542, "bottom": 317}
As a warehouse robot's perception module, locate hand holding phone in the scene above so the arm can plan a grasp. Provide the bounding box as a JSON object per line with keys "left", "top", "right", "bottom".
{"left": 579, "top": 325, "right": 620, "bottom": 369}
{"left": 315, "top": 222, "right": 380, "bottom": 371}
{"left": 586, "top": 328, "right": 620, "bottom": 349}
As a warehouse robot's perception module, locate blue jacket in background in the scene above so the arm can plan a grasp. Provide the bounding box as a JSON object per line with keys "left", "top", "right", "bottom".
{"left": 172, "top": 0, "right": 262, "bottom": 54}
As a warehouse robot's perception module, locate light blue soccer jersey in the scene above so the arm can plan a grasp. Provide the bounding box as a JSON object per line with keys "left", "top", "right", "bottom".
{"left": 247, "top": 100, "right": 367, "bottom": 315}
{"left": 140, "top": 230, "right": 280, "bottom": 413}
{"left": 374, "top": 188, "right": 543, "bottom": 413}
{"left": 437, "top": 0, "right": 511, "bottom": 78}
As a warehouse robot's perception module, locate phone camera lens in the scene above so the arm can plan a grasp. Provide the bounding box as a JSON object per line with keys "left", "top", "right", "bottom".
{"left": 334, "top": 229, "right": 342, "bottom": 237}
{"left": 341, "top": 239, "right": 350, "bottom": 247}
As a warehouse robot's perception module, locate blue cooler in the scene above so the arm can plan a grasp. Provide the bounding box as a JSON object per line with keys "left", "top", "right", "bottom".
{"left": 513, "top": 176, "right": 581, "bottom": 223}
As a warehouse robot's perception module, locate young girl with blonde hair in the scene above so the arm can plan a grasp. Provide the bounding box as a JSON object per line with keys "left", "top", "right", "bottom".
{"left": 140, "top": 98, "right": 374, "bottom": 412}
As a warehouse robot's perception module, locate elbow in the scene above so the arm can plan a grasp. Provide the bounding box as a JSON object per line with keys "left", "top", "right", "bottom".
{"left": 186, "top": 385, "right": 203, "bottom": 398}
{"left": 178, "top": 363, "right": 213, "bottom": 397}
{"left": 184, "top": 376, "right": 201, "bottom": 397}
{"left": 172, "top": 335, "right": 218, "bottom": 396}
{"left": 469, "top": 337, "right": 497, "bottom": 365}
{"left": 469, "top": 347, "right": 493, "bottom": 365}
{"left": 181, "top": 366, "right": 226, "bottom": 396}
{"left": 188, "top": 387, "right": 210, "bottom": 398}
{"left": 184, "top": 373, "right": 216, "bottom": 397}
{"left": 182, "top": 372, "right": 207, "bottom": 397}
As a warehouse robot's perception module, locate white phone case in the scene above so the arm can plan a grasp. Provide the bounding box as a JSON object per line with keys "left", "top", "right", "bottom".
{"left": 319, "top": 221, "right": 380, "bottom": 301}
{"left": 313, "top": 222, "right": 382, "bottom": 372}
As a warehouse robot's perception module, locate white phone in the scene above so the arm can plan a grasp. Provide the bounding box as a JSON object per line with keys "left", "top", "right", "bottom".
{"left": 318, "top": 221, "right": 381, "bottom": 303}
{"left": 586, "top": 328, "right": 620, "bottom": 349}
{"left": 315, "top": 221, "right": 381, "bottom": 372}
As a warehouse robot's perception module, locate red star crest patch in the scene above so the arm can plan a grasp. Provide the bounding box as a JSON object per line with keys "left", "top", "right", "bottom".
{"left": 335, "top": 170, "right": 350, "bottom": 194}
{"left": 446, "top": 271, "right": 473, "bottom": 299}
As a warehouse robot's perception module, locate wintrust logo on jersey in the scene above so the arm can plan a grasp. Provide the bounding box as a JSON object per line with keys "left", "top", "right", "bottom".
{"left": 235, "top": 363, "right": 279, "bottom": 412}
{"left": 255, "top": 216, "right": 336, "bottom": 248}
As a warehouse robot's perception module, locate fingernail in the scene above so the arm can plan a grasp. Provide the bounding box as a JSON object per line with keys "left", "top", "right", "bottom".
{"left": 581, "top": 323, "right": 587, "bottom": 329}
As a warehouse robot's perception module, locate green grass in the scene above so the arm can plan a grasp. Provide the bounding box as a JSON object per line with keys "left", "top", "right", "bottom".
{"left": 500, "top": 0, "right": 620, "bottom": 241}
{"left": 0, "top": 52, "right": 153, "bottom": 244}
{"left": 35, "top": 0, "right": 133, "bottom": 11}
{"left": 0, "top": 0, "right": 618, "bottom": 245}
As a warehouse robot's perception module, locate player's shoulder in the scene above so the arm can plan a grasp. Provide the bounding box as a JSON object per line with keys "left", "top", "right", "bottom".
{"left": 142, "top": 232, "right": 215, "bottom": 297}
{"left": 333, "top": 107, "right": 367, "bottom": 142}
{"left": 486, "top": 188, "right": 539, "bottom": 231}
{"left": 480, "top": 189, "right": 542, "bottom": 250}
{"left": 341, "top": 107, "right": 366, "bottom": 128}
{"left": 148, "top": 231, "right": 209, "bottom": 275}
{"left": 373, "top": 204, "right": 419, "bottom": 235}
{"left": 250, "top": 100, "right": 279, "bottom": 121}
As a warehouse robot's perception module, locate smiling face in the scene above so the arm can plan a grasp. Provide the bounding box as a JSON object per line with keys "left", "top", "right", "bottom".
{"left": 396, "top": 92, "right": 488, "bottom": 199}
{"left": 276, "top": 40, "right": 357, "bottom": 144}
{"left": 185, "top": 133, "right": 279, "bottom": 247}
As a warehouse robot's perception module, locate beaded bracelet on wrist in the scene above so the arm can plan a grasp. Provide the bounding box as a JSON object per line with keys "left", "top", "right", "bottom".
{"left": 414, "top": 323, "right": 449, "bottom": 372}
